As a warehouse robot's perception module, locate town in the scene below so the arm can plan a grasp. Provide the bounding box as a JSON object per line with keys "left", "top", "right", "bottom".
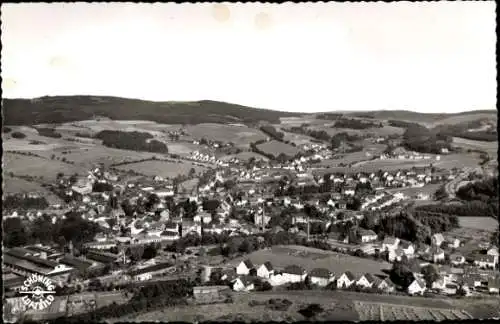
{"left": 2, "top": 2, "right": 498, "bottom": 322}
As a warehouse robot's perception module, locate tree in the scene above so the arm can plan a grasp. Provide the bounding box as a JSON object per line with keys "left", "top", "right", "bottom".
{"left": 142, "top": 244, "right": 157, "bottom": 260}
{"left": 3, "top": 218, "right": 29, "bottom": 247}
{"left": 389, "top": 261, "right": 414, "bottom": 289}
{"left": 421, "top": 265, "right": 439, "bottom": 289}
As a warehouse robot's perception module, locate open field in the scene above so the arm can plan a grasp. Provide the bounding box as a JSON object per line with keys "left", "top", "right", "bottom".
{"left": 113, "top": 290, "right": 500, "bottom": 323}
{"left": 256, "top": 140, "right": 300, "bottom": 157}
{"left": 431, "top": 113, "right": 497, "bottom": 127}
{"left": 228, "top": 245, "right": 391, "bottom": 277}
{"left": 168, "top": 142, "right": 203, "bottom": 156}
{"left": 458, "top": 216, "right": 498, "bottom": 232}
{"left": 452, "top": 137, "right": 498, "bottom": 156}
{"left": 310, "top": 124, "right": 405, "bottom": 137}
{"left": 185, "top": 123, "right": 267, "bottom": 147}
{"left": 3, "top": 152, "right": 87, "bottom": 181}
{"left": 115, "top": 159, "right": 208, "bottom": 178}
{"left": 2, "top": 176, "right": 63, "bottom": 204}
{"left": 386, "top": 183, "right": 441, "bottom": 197}
{"left": 354, "top": 301, "right": 472, "bottom": 321}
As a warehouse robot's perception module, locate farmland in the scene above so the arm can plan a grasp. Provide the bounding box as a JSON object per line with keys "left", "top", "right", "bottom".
{"left": 385, "top": 183, "right": 441, "bottom": 197}
{"left": 227, "top": 245, "right": 391, "bottom": 277}
{"left": 3, "top": 175, "right": 63, "bottom": 204}
{"left": 256, "top": 140, "right": 300, "bottom": 157}
{"left": 114, "top": 159, "right": 209, "bottom": 178}
{"left": 3, "top": 152, "right": 87, "bottom": 182}
{"left": 353, "top": 301, "right": 472, "bottom": 321}
{"left": 185, "top": 123, "right": 267, "bottom": 147}
{"left": 452, "top": 137, "right": 498, "bottom": 156}
{"left": 458, "top": 216, "right": 498, "bottom": 232}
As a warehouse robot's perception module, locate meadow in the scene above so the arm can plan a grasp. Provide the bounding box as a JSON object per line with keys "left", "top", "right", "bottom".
{"left": 2, "top": 176, "right": 63, "bottom": 204}
{"left": 452, "top": 137, "right": 498, "bottom": 156}
{"left": 114, "top": 159, "right": 208, "bottom": 178}
{"left": 457, "top": 216, "right": 498, "bottom": 232}
{"left": 228, "top": 245, "right": 391, "bottom": 277}
{"left": 185, "top": 123, "right": 267, "bottom": 147}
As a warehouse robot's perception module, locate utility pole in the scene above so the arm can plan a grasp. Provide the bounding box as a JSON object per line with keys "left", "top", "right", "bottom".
{"left": 307, "top": 214, "right": 310, "bottom": 241}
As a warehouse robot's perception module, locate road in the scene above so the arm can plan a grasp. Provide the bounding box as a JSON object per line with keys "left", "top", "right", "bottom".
{"left": 444, "top": 167, "right": 476, "bottom": 198}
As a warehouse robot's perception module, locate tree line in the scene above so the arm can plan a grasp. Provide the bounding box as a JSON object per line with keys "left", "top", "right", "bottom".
{"left": 333, "top": 118, "right": 383, "bottom": 130}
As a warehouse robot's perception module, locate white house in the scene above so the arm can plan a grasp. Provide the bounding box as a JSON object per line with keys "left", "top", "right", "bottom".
{"left": 308, "top": 268, "right": 335, "bottom": 287}
{"left": 356, "top": 273, "right": 377, "bottom": 289}
{"left": 236, "top": 260, "right": 255, "bottom": 276}
{"left": 474, "top": 255, "right": 496, "bottom": 269}
{"left": 232, "top": 276, "right": 255, "bottom": 292}
{"left": 382, "top": 237, "right": 400, "bottom": 252}
{"left": 400, "top": 241, "right": 415, "bottom": 258}
{"left": 445, "top": 237, "right": 461, "bottom": 249}
{"left": 194, "top": 212, "right": 212, "bottom": 224}
{"left": 282, "top": 265, "right": 307, "bottom": 283}
{"left": 407, "top": 278, "right": 426, "bottom": 295}
{"left": 256, "top": 262, "right": 274, "bottom": 279}
{"left": 430, "top": 247, "right": 445, "bottom": 263}
{"left": 488, "top": 277, "right": 500, "bottom": 294}
{"left": 487, "top": 247, "right": 499, "bottom": 264}
{"left": 432, "top": 233, "right": 445, "bottom": 247}
{"left": 359, "top": 229, "right": 378, "bottom": 243}
{"left": 268, "top": 273, "right": 287, "bottom": 286}
{"left": 450, "top": 253, "right": 466, "bottom": 266}
{"left": 377, "top": 278, "right": 396, "bottom": 293}
{"left": 337, "top": 271, "right": 357, "bottom": 289}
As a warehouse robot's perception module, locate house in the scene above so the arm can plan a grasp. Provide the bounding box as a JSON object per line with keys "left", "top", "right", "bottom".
{"left": 194, "top": 212, "right": 212, "bottom": 224}
{"left": 356, "top": 273, "right": 377, "bottom": 288}
{"left": 443, "top": 283, "right": 458, "bottom": 296}
{"left": 337, "top": 271, "right": 357, "bottom": 289}
{"left": 430, "top": 247, "right": 445, "bottom": 263}
{"left": 400, "top": 241, "right": 415, "bottom": 258}
{"left": 236, "top": 260, "right": 254, "bottom": 275}
{"left": 377, "top": 278, "right": 396, "bottom": 293}
{"left": 431, "top": 276, "right": 447, "bottom": 290}
{"left": 232, "top": 276, "right": 255, "bottom": 292}
{"left": 450, "top": 253, "right": 466, "bottom": 266}
{"left": 407, "top": 278, "right": 426, "bottom": 295}
{"left": 474, "top": 255, "right": 496, "bottom": 269}
{"left": 282, "top": 265, "right": 307, "bottom": 283}
{"left": 487, "top": 247, "right": 499, "bottom": 263}
{"left": 388, "top": 248, "right": 404, "bottom": 262}
{"left": 308, "top": 268, "right": 335, "bottom": 287}
{"left": 487, "top": 276, "right": 500, "bottom": 294}
{"left": 343, "top": 187, "right": 356, "bottom": 196}
{"left": 382, "top": 237, "right": 400, "bottom": 252}
{"left": 445, "top": 237, "right": 461, "bottom": 249}
{"left": 256, "top": 262, "right": 274, "bottom": 279}
{"left": 128, "top": 262, "right": 174, "bottom": 281}
{"left": 358, "top": 228, "right": 378, "bottom": 243}
{"left": 432, "top": 233, "right": 445, "bottom": 247}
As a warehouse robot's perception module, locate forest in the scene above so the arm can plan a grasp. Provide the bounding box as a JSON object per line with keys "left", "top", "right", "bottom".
{"left": 95, "top": 130, "right": 169, "bottom": 153}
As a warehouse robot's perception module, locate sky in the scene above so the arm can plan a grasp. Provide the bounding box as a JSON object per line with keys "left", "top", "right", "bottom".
{"left": 1, "top": 2, "right": 497, "bottom": 113}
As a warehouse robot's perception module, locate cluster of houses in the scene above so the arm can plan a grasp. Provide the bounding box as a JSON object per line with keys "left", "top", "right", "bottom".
{"left": 379, "top": 147, "right": 443, "bottom": 161}
{"left": 188, "top": 151, "right": 229, "bottom": 167}
{"left": 206, "top": 259, "right": 397, "bottom": 294}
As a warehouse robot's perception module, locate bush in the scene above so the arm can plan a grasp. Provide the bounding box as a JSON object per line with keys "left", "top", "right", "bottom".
{"left": 3, "top": 126, "right": 12, "bottom": 133}
{"left": 36, "top": 127, "right": 62, "bottom": 138}
{"left": 11, "top": 131, "right": 26, "bottom": 139}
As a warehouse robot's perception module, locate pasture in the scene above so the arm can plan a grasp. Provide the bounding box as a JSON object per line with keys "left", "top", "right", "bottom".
{"left": 458, "top": 216, "right": 498, "bottom": 232}
{"left": 228, "top": 245, "right": 391, "bottom": 277}
{"left": 431, "top": 113, "right": 497, "bottom": 127}
{"left": 385, "top": 183, "right": 441, "bottom": 197}
{"left": 3, "top": 152, "right": 87, "bottom": 181}
{"left": 2, "top": 175, "right": 63, "bottom": 204}
{"left": 452, "top": 137, "right": 498, "bottom": 156}
{"left": 256, "top": 140, "right": 300, "bottom": 157}
{"left": 168, "top": 142, "right": 203, "bottom": 156}
{"left": 114, "top": 159, "right": 208, "bottom": 178}
{"left": 312, "top": 125, "right": 405, "bottom": 137}
{"left": 185, "top": 124, "right": 267, "bottom": 147}
{"left": 53, "top": 146, "right": 160, "bottom": 167}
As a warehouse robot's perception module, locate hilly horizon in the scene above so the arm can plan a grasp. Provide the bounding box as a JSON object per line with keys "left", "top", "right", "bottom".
{"left": 1, "top": 95, "right": 496, "bottom": 126}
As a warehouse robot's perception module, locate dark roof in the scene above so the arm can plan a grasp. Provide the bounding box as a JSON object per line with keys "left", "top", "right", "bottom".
{"left": 5, "top": 248, "right": 59, "bottom": 268}
{"left": 342, "top": 271, "right": 356, "bottom": 281}
{"left": 85, "top": 250, "right": 119, "bottom": 264}
{"left": 283, "top": 265, "right": 306, "bottom": 275}
{"left": 242, "top": 259, "right": 254, "bottom": 269}
{"left": 3, "top": 275, "right": 26, "bottom": 289}
{"left": 129, "top": 262, "right": 174, "bottom": 276}
{"left": 262, "top": 261, "right": 273, "bottom": 271}
{"left": 363, "top": 273, "right": 376, "bottom": 283}
{"left": 236, "top": 275, "right": 254, "bottom": 286}
{"left": 309, "top": 268, "right": 333, "bottom": 279}
{"left": 475, "top": 255, "right": 495, "bottom": 263}
{"left": 59, "top": 255, "right": 94, "bottom": 272}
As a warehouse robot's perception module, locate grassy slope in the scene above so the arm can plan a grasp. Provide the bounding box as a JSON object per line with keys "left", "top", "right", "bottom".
{"left": 2, "top": 96, "right": 302, "bottom": 126}
{"left": 345, "top": 110, "right": 496, "bottom": 125}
